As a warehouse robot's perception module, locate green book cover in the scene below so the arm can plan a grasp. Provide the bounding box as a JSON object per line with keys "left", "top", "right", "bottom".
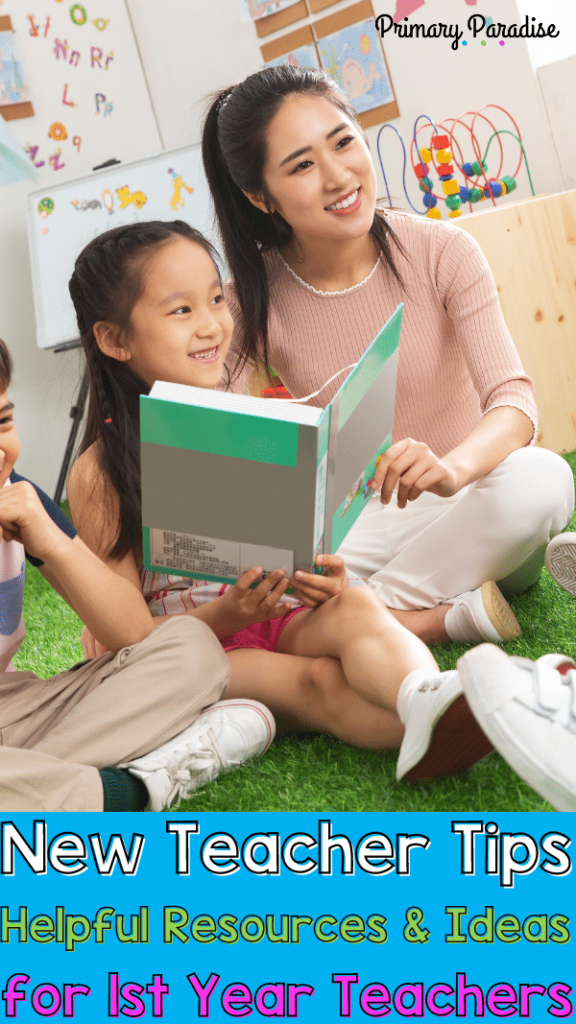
{"left": 141, "top": 304, "right": 402, "bottom": 583}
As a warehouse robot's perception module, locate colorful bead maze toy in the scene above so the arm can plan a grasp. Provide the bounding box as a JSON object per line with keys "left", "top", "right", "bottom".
{"left": 377, "top": 105, "right": 535, "bottom": 220}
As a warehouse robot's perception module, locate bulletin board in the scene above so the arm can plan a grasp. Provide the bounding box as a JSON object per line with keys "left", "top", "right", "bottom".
{"left": 258, "top": 0, "right": 399, "bottom": 128}
{"left": 1, "top": 0, "right": 162, "bottom": 187}
{"left": 26, "top": 143, "right": 217, "bottom": 350}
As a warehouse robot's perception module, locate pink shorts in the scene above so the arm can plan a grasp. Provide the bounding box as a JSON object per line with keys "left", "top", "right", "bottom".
{"left": 221, "top": 606, "right": 307, "bottom": 654}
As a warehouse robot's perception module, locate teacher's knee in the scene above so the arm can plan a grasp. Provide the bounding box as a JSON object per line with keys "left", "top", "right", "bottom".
{"left": 487, "top": 447, "right": 575, "bottom": 529}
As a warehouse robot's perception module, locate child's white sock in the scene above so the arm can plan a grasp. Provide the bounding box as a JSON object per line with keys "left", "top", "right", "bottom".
{"left": 396, "top": 668, "right": 435, "bottom": 724}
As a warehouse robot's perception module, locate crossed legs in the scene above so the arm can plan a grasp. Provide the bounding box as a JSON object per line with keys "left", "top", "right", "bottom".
{"left": 226, "top": 588, "right": 436, "bottom": 749}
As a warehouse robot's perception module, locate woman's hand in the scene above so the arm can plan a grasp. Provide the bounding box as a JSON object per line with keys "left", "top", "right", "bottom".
{"left": 290, "top": 554, "right": 349, "bottom": 608}
{"left": 81, "top": 624, "right": 110, "bottom": 659}
{"left": 220, "top": 566, "right": 292, "bottom": 633}
{"left": 370, "top": 438, "right": 461, "bottom": 509}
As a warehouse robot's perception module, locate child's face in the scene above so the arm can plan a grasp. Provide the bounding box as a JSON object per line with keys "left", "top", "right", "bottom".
{"left": 0, "top": 390, "right": 20, "bottom": 490}
{"left": 122, "top": 238, "right": 234, "bottom": 390}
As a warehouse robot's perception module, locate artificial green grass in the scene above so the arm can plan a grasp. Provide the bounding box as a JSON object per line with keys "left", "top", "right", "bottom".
{"left": 15, "top": 452, "right": 576, "bottom": 812}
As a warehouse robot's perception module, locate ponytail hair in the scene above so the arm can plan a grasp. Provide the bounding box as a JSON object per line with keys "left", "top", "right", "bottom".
{"left": 202, "top": 66, "right": 405, "bottom": 379}
{"left": 69, "top": 220, "right": 219, "bottom": 559}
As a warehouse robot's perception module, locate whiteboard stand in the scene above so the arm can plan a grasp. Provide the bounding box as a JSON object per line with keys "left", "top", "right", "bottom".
{"left": 53, "top": 346, "right": 87, "bottom": 507}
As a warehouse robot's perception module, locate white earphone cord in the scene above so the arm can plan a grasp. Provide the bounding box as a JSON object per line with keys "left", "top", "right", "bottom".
{"left": 286, "top": 363, "right": 357, "bottom": 404}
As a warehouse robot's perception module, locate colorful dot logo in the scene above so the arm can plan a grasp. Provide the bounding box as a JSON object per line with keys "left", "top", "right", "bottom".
{"left": 461, "top": 14, "right": 505, "bottom": 48}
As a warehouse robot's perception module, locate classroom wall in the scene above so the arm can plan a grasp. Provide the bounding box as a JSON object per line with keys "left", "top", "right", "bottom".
{"left": 516, "top": 0, "right": 576, "bottom": 70}
{"left": 0, "top": 0, "right": 570, "bottom": 494}
{"left": 537, "top": 56, "right": 576, "bottom": 192}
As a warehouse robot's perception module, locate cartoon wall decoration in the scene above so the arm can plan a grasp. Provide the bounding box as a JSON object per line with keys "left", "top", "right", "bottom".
{"left": 37, "top": 195, "right": 54, "bottom": 216}
{"left": 168, "top": 167, "right": 194, "bottom": 210}
{"left": 48, "top": 120, "right": 67, "bottom": 139}
{"left": 71, "top": 196, "right": 101, "bottom": 209}
{"left": 0, "top": 15, "right": 34, "bottom": 119}
{"left": 116, "top": 183, "right": 147, "bottom": 208}
{"left": 315, "top": 0, "right": 398, "bottom": 127}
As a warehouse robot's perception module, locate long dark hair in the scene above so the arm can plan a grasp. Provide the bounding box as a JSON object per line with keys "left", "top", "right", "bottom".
{"left": 202, "top": 66, "right": 406, "bottom": 381}
{"left": 69, "top": 220, "right": 219, "bottom": 560}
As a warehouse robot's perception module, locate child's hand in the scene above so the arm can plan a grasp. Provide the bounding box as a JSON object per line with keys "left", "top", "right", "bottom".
{"left": 290, "top": 554, "right": 349, "bottom": 608}
{"left": 81, "top": 624, "right": 110, "bottom": 659}
{"left": 221, "top": 566, "right": 292, "bottom": 633}
{"left": 0, "top": 481, "right": 63, "bottom": 559}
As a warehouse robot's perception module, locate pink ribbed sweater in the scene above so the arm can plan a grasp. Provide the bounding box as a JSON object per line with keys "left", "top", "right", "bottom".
{"left": 223, "top": 211, "right": 537, "bottom": 459}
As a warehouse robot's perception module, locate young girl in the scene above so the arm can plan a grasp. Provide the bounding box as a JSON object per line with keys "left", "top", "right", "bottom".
{"left": 201, "top": 66, "right": 575, "bottom": 647}
{"left": 67, "top": 220, "right": 492, "bottom": 784}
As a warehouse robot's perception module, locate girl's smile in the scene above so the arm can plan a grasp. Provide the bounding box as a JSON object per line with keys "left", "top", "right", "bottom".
{"left": 189, "top": 345, "right": 221, "bottom": 363}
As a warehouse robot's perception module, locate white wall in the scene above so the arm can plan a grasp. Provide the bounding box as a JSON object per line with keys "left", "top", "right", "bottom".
{"left": 1, "top": 0, "right": 572, "bottom": 494}
{"left": 516, "top": 0, "right": 576, "bottom": 70}
{"left": 537, "top": 56, "right": 576, "bottom": 192}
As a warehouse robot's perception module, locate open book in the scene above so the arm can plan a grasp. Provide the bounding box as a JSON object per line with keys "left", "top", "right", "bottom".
{"left": 141, "top": 304, "right": 402, "bottom": 583}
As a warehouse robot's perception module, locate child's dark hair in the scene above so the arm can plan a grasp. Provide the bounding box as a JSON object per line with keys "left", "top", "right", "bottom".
{"left": 0, "top": 337, "right": 13, "bottom": 391}
{"left": 69, "top": 220, "right": 219, "bottom": 560}
{"left": 202, "top": 65, "right": 405, "bottom": 381}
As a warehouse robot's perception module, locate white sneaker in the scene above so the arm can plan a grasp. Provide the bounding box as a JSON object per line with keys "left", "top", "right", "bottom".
{"left": 458, "top": 644, "right": 576, "bottom": 811}
{"left": 545, "top": 533, "right": 576, "bottom": 597}
{"left": 444, "top": 581, "right": 522, "bottom": 643}
{"left": 122, "top": 699, "right": 275, "bottom": 811}
{"left": 396, "top": 669, "right": 493, "bottom": 782}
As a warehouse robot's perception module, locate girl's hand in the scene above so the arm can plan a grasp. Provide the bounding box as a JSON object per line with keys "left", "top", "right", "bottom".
{"left": 290, "top": 554, "right": 349, "bottom": 608}
{"left": 221, "top": 566, "right": 292, "bottom": 632}
{"left": 370, "top": 438, "right": 460, "bottom": 509}
{"left": 81, "top": 624, "right": 109, "bottom": 659}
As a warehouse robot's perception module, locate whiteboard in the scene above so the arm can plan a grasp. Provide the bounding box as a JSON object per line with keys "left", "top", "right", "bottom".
{"left": 26, "top": 143, "right": 218, "bottom": 349}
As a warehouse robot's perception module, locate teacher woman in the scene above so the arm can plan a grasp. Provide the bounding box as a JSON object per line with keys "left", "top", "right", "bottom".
{"left": 202, "top": 66, "right": 574, "bottom": 645}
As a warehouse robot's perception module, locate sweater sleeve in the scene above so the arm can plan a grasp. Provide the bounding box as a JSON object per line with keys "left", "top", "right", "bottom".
{"left": 433, "top": 225, "right": 538, "bottom": 439}
{"left": 9, "top": 470, "right": 77, "bottom": 567}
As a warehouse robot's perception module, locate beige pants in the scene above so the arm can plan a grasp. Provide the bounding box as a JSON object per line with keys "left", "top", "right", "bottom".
{"left": 0, "top": 617, "right": 230, "bottom": 811}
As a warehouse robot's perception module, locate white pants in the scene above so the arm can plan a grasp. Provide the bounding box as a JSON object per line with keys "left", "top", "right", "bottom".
{"left": 338, "top": 447, "right": 575, "bottom": 611}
